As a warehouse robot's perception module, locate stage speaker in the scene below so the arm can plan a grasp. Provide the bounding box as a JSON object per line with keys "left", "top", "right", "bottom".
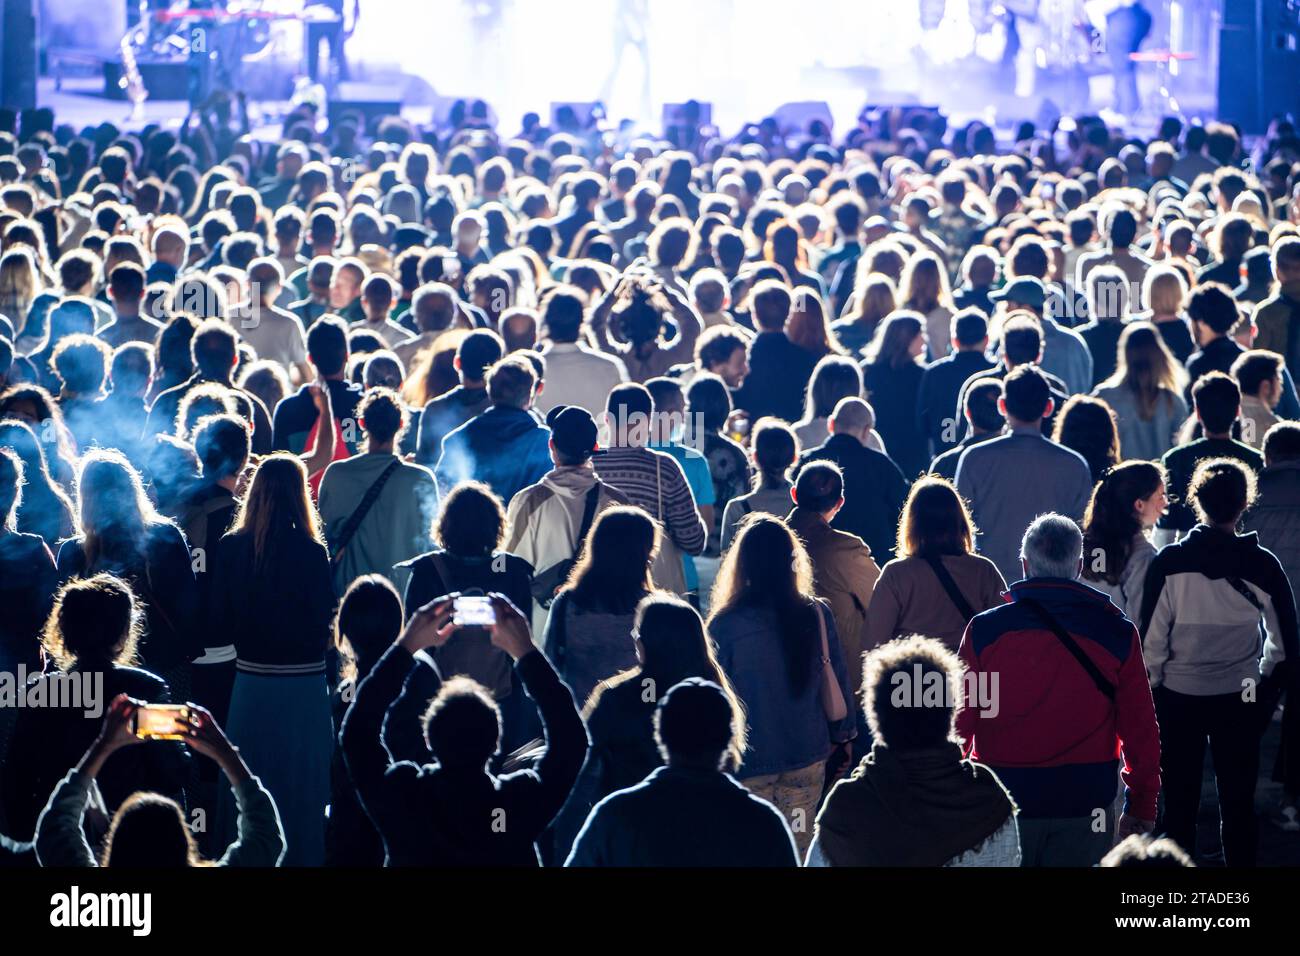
{"left": 328, "top": 83, "right": 404, "bottom": 132}
{"left": 1218, "top": 0, "right": 1300, "bottom": 134}
{"left": 1, "top": 0, "right": 38, "bottom": 110}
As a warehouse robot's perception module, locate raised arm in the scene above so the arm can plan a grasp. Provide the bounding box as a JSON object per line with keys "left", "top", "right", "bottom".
{"left": 491, "top": 595, "right": 589, "bottom": 830}
{"left": 300, "top": 383, "right": 337, "bottom": 480}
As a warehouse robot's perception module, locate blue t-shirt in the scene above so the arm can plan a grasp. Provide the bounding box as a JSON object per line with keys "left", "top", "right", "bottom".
{"left": 651, "top": 442, "right": 714, "bottom": 592}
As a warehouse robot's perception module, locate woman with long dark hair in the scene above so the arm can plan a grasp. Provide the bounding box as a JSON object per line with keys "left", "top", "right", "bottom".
{"left": 864, "top": 476, "right": 1007, "bottom": 653}
{"left": 209, "top": 453, "right": 336, "bottom": 866}
{"left": 707, "top": 515, "right": 854, "bottom": 857}
{"left": 1082, "top": 461, "right": 1168, "bottom": 623}
{"left": 552, "top": 594, "right": 747, "bottom": 858}
{"left": 862, "top": 311, "right": 928, "bottom": 478}
{"left": 56, "top": 450, "right": 199, "bottom": 695}
{"left": 544, "top": 506, "right": 659, "bottom": 708}
{"left": 1053, "top": 395, "right": 1122, "bottom": 485}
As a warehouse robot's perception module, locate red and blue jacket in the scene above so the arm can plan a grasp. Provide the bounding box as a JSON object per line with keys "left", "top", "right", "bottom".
{"left": 956, "top": 578, "right": 1161, "bottom": 821}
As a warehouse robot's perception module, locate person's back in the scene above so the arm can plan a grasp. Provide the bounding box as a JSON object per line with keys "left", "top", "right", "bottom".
{"left": 810, "top": 637, "right": 1019, "bottom": 867}
{"left": 3, "top": 663, "right": 186, "bottom": 841}
{"left": 863, "top": 359, "right": 927, "bottom": 478}
{"left": 435, "top": 357, "right": 552, "bottom": 504}
{"left": 1091, "top": 382, "right": 1186, "bottom": 464}
{"left": 956, "top": 368, "right": 1093, "bottom": 584}
{"left": 275, "top": 379, "right": 364, "bottom": 457}
{"left": 545, "top": 591, "right": 640, "bottom": 708}
{"left": 1243, "top": 437, "right": 1300, "bottom": 602}
{"left": 321, "top": 453, "right": 437, "bottom": 591}
{"left": 797, "top": 400, "right": 910, "bottom": 565}
{"left": 100, "top": 313, "right": 164, "bottom": 350}
{"left": 786, "top": 472, "right": 880, "bottom": 697}
{"left": 436, "top": 404, "right": 552, "bottom": 505}
{"left": 1079, "top": 319, "right": 1126, "bottom": 388}
{"left": 1141, "top": 525, "right": 1291, "bottom": 697}
{"left": 957, "top": 516, "right": 1159, "bottom": 866}
{"left": 567, "top": 764, "right": 797, "bottom": 867}
{"left": 415, "top": 384, "right": 490, "bottom": 466}
{"left": 711, "top": 602, "right": 841, "bottom": 779}
{"left": 340, "top": 595, "right": 587, "bottom": 867}
{"left": 1159, "top": 373, "right": 1265, "bottom": 537}
{"left": 209, "top": 528, "right": 335, "bottom": 670}
{"left": 0, "top": 531, "right": 56, "bottom": 673}
{"left": 735, "top": 330, "right": 819, "bottom": 422}
{"left": 566, "top": 678, "right": 798, "bottom": 868}
{"left": 867, "top": 553, "right": 1007, "bottom": 653}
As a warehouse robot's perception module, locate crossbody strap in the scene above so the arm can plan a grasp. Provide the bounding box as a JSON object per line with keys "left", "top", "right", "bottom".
{"left": 924, "top": 555, "right": 977, "bottom": 623}
{"left": 330, "top": 459, "right": 402, "bottom": 567}
{"left": 1225, "top": 575, "right": 1268, "bottom": 646}
{"left": 576, "top": 484, "right": 601, "bottom": 551}
{"left": 1019, "top": 597, "right": 1116, "bottom": 702}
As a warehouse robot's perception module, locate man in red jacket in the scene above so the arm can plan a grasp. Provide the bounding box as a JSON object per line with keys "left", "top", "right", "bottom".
{"left": 957, "top": 514, "right": 1161, "bottom": 867}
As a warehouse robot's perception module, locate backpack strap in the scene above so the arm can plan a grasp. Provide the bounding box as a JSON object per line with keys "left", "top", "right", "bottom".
{"left": 1019, "top": 597, "right": 1116, "bottom": 702}
{"left": 924, "top": 555, "right": 977, "bottom": 623}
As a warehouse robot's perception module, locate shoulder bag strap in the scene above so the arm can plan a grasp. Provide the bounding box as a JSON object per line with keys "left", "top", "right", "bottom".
{"left": 924, "top": 555, "right": 977, "bottom": 623}
{"left": 655, "top": 454, "right": 664, "bottom": 522}
{"left": 553, "top": 591, "right": 569, "bottom": 673}
{"left": 1225, "top": 575, "right": 1268, "bottom": 646}
{"left": 330, "top": 459, "right": 402, "bottom": 567}
{"left": 816, "top": 602, "right": 848, "bottom": 723}
{"left": 576, "top": 484, "right": 601, "bottom": 550}
{"left": 1019, "top": 597, "right": 1116, "bottom": 702}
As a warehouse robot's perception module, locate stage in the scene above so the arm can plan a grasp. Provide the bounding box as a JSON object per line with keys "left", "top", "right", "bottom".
{"left": 24, "top": 0, "right": 1226, "bottom": 137}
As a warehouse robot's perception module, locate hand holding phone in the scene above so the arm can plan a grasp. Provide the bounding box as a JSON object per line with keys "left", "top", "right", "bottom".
{"left": 452, "top": 595, "right": 497, "bottom": 629}
{"left": 134, "top": 704, "right": 195, "bottom": 741}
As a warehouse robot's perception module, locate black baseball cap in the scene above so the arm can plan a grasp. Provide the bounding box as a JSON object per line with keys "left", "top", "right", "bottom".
{"left": 546, "top": 405, "right": 602, "bottom": 462}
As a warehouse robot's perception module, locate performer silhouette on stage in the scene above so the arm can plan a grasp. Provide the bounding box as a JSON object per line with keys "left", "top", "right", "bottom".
{"left": 602, "top": 0, "right": 653, "bottom": 123}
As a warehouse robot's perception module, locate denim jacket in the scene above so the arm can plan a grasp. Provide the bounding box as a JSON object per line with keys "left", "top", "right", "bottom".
{"left": 711, "top": 600, "right": 856, "bottom": 778}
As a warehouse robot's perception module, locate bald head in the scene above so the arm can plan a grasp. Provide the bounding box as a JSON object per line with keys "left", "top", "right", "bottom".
{"left": 828, "top": 397, "right": 876, "bottom": 444}
{"left": 412, "top": 283, "right": 458, "bottom": 334}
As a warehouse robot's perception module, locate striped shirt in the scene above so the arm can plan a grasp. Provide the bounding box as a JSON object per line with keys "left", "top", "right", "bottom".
{"left": 593, "top": 446, "right": 707, "bottom": 555}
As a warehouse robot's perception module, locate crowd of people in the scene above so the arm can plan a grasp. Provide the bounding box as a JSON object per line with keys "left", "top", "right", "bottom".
{"left": 0, "top": 95, "right": 1298, "bottom": 868}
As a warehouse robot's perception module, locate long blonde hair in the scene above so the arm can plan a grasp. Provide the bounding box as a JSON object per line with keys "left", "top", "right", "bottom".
{"left": 0, "top": 247, "right": 41, "bottom": 332}
{"left": 845, "top": 274, "right": 897, "bottom": 336}
{"left": 228, "top": 453, "right": 324, "bottom": 568}
{"left": 1101, "top": 322, "right": 1186, "bottom": 420}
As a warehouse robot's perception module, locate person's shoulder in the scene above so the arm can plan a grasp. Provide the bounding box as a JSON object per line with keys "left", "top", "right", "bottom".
{"left": 114, "top": 664, "right": 170, "bottom": 698}
{"left": 492, "top": 549, "right": 532, "bottom": 573}
{"left": 396, "top": 459, "right": 437, "bottom": 484}
{"left": 1046, "top": 438, "right": 1091, "bottom": 470}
